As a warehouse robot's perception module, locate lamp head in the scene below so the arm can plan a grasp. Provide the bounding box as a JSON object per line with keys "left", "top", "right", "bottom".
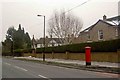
{"left": 37, "top": 15, "right": 42, "bottom": 16}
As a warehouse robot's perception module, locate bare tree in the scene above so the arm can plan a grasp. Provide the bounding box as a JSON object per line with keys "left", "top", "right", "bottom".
{"left": 48, "top": 10, "right": 83, "bottom": 45}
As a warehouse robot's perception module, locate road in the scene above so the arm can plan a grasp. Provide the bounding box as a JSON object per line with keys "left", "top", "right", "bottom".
{"left": 2, "top": 58, "right": 118, "bottom": 79}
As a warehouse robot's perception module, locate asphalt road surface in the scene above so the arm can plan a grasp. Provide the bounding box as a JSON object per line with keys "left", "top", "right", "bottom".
{"left": 2, "top": 58, "right": 118, "bottom": 79}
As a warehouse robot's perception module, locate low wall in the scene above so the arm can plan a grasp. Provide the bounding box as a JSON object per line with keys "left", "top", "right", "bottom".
{"left": 91, "top": 52, "right": 119, "bottom": 62}
{"left": 23, "top": 51, "right": 120, "bottom": 63}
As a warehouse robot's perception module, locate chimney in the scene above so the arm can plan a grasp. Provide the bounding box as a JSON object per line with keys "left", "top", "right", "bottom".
{"left": 103, "top": 15, "right": 107, "bottom": 20}
{"left": 32, "top": 35, "right": 35, "bottom": 40}
{"left": 50, "top": 35, "right": 52, "bottom": 38}
{"left": 46, "top": 36, "right": 48, "bottom": 38}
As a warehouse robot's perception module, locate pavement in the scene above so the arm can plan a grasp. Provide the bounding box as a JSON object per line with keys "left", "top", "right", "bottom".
{"left": 14, "top": 56, "right": 119, "bottom": 68}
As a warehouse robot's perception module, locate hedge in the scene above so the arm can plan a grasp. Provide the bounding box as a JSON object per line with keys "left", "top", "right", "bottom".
{"left": 2, "top": 51, "right": 12, "bottom": 56}
{"left": 2, "top": 39, "right": 120, "bottom": 56}
{"left": 36, "top": 39, "right": 120, "bottom": 53}
{"left": 2, "top": 48, "right": 32, "bottom": 56}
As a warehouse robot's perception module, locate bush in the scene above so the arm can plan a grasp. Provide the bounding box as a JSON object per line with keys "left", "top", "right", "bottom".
{"left": 90, "top": 39, "right": 119, "bottom": 52}
{"left": 36, "top": 48, "right": 44, "bottom": 53}
{"left": 36, "top": 39, "right": 120, "bottom": 53}
{"left": 2, "top": 51, "right": 12, "bottom": 56}
{"left": 5, "top": 39, "right": 119, "bottom": 54}
{"left": 13, "top": 49, "right": 23, "bottom": 56}
{"left": 53, "top": 45, "right": 66, "bottom": 53}
{"left": 22, "top": 48, "right": 32, "bottom": 53}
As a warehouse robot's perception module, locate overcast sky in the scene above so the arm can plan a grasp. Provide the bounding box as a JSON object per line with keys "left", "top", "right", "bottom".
{"left": 1, "top": 0, "right": 119, "bottom": 41}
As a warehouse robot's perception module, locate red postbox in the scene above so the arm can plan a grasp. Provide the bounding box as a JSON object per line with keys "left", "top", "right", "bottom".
{"left": 85, "top": 46, "right": 91, "bottom": 66}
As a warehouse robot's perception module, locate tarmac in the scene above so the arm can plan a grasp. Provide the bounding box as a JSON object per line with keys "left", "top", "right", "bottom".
{"left": 14, "top": 56, "right": 119, "bottom": 68}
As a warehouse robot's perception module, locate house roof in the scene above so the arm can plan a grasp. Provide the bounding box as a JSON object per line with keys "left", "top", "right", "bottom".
{"left": 36, "top": 38, "right": 64, "bottom": 44}
{"left": 100, "top": 19, "right": 117, "bottom": 26}
{"left": 107, "top": 15, "right": 120, "bottom": 21}
{"left": 107, "top": 15, "right": 120, "bottom": 26}
{"left": 32, "top": 35, "right": 37, "bottom": 43}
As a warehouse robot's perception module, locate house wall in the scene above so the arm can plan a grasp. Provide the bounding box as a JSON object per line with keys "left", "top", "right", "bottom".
{"left": 118, "top": 27, "right": 120, "bottom": 38}
{"left": 78, "top": 33, "right": 87, "bottom": 43}
{"left": 75, "top": 32, "right": 89, "bottom": 43}
{"left": 76, "top": 21, "right": 119, "bottom": 43}
{"left": 90, "top": 21, "right": 118, "bottom": 42}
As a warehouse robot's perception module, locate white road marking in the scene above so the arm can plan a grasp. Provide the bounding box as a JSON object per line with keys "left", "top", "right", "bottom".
{"left": 14, "top": 66, "right": 28, "bottom": 71}
{"left": 38, "top": 74, "right": 47, "bottom": 78}
{"left": 5, "top": 63, "right": 11, "bottom": 66}
{"left": 38, "top": 75, "right": 52, "bottom": 80}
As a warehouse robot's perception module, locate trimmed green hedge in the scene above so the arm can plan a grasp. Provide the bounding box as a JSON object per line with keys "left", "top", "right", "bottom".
{"left": 13, "top": 48, "right": 32, "bottom": 56}
{"left": 36, "top": 39, "right": 120, "bottom": 53}
{"left": 2, "top": 39, "right": 120, "bottom": 56}
{"left": 22, "top": 48, "right": 32, "bottom": 53}
{"left": 13, "top": 48, "right": 32, "bottom": 53}
{"left": 2, "top": 51, "right": 12, "bottom": 56}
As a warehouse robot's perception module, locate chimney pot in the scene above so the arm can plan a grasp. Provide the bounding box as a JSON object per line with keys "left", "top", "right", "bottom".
{"left": 103, "top": 15, "right": 107, "bottom": 20}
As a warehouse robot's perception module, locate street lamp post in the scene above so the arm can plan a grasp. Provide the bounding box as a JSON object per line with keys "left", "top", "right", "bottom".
{"left": 37, "top": 15, "right": 46, "bottom": 61}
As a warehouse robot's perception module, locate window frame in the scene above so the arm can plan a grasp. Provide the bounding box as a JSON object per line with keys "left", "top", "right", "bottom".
{"left": 98, "top": 30, "right": 104, "bottom": 40}
{"left": 115, "top": 28, "right": 118, "bottom": 37}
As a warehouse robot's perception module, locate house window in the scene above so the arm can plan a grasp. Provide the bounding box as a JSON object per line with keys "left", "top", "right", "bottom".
{"left": 115, "top": 28, "right": 118, "bottom": 36}
{"left": 98, "top": 30, "right": 103, "bottom": 40}
{"left": 87, "top": 33, "right": 90, "bottom": 40}
{"left": 37, "top": 44, "right": 41, "bottom": 48}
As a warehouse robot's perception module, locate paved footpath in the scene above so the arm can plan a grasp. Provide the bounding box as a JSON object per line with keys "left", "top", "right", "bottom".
{"left": 14, "top": 57, "right": 119, "bottom": 68}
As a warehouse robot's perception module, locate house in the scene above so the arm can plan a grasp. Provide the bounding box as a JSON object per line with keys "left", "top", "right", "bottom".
{"left": 32, "top": 35, "right": 64, "bottom": 48}
{"left": 31, "top": 33, "right": 77, "bottom": 48}
{"left": 75, "top": 15, "right": 120, "bottom": 43}
{"left": 31, "top": 35, "right": 37, "bottom": 49}
{"left": 32, "top": 15, "right": 120, "bottom": 47}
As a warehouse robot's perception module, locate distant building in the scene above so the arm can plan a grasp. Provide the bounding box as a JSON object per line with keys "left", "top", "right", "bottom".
{"left": 32, "top": 36, "right": 64, "bottom": 48}
{"left": 75, "top": 15, "right": 120, "bottom": 43}
{"left": 31, "top": 35, "right": 37, "bottom": 49}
